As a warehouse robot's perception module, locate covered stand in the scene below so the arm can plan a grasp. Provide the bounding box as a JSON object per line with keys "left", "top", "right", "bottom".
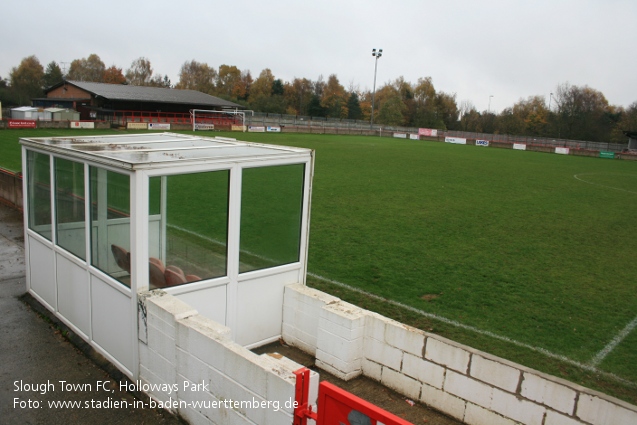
{"left": 21, "top": 132, "right": 313, "bottom": 378}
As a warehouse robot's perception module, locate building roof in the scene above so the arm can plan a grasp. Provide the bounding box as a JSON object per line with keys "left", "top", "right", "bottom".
{"left": 12, "top": 106, "right": 38, "bottom": 111}
{"left": 46, "top": 80, "right": 243, "bottom": 109}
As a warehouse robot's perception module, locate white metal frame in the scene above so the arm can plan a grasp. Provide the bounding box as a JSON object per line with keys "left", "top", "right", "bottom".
{"left": 20, "top": 132, "right": 314, "bottom": 378}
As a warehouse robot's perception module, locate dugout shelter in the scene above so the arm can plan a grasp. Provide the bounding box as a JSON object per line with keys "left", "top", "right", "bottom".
{"left": 21, "top": 132, "right": 314, "bottom": 378}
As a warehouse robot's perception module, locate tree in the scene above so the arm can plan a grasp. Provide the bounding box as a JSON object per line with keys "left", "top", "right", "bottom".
{"left": 9, "top": 55, "right": 44, "bottom": 104}
{"left": 307, "top": 94, "right": 327, "bottom": 117}
{"left": 66, "top": 54, "right": 106, "bottom": 82}
{"left": 412, "top": 77, "right": 438, "bottom": 128}
{"left": 175, "top": 60, "right": 217, "bottom": 94}
{"left": 103, "top": 65, "right": 126, "bottom": 84}
{"left": 378, "top": 94, "right": 406, "bottom": 126}
{"left": 321, "top": 74, "right": 348, "bottom": 118}
{"left": 284, "top": 77, "right": 313, "bottom": 115}
{"left": 43, "top": 61, "right": 63, "bottom": 89}
{"left": 216, "top": 65, "right": 242, "bottom": 99}
{"left": 125, "top": 57, "right": 154, "bottom": 86}
{"left": 249, "top": 69, "right": 287, "bottom": 113}
{"left": 346, "top": 92, "right": 363, "bottom": 120}
{"left": 435, "top": 92, "right": 459, "bottom": 130}
{"left": 554, "top": 82, "right": 610, "bottom": 142}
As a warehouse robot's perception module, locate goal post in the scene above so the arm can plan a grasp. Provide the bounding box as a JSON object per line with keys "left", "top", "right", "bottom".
{"left": 190, "top": 109, "right": 246, "bottom": 132}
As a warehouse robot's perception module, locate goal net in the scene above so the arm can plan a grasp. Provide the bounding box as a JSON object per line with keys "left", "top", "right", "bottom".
{"left": 190, "top": 109, "right": 245, "bottom": 131}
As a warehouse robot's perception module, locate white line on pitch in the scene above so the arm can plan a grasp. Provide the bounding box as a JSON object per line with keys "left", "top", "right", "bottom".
{"left": 573, "top": 173, "right": 637, "bottom": 195}
{"left": 590, "top": 315, "right": 637, "bottom": 367}
{"left": 166, "top": 223, "right": 636, "bottom": 386}
{"left": 308, "top": 272, "right": 637, "bottom": 387}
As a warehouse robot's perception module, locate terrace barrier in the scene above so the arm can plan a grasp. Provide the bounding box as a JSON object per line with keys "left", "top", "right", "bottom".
{"left": 282, "top": 283, "right": 637, "bottom": 425}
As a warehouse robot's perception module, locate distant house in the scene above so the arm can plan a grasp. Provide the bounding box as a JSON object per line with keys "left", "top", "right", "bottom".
{"left": 34, "top": 80, "right": 243, "bottom": 121}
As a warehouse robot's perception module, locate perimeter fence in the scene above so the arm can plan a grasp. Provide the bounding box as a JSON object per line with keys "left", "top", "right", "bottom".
{"left": 245, "top": 112, "right": 628, "bottom": 153}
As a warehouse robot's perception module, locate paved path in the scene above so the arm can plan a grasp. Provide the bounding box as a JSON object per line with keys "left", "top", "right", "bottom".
{"left": 0, "top": 204, "right": 183, "bottom": 425}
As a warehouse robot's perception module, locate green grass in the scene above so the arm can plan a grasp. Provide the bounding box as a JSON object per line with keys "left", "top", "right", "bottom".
{"left": 3, "top": 128, "right": 637, "bottom": 403}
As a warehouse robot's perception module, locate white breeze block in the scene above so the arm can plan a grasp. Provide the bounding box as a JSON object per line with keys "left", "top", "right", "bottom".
{"left": 401, "top": 353, "right": 445, "bottom": 389}
{"left": 384, "top": 321, "right": 426, "bottom": 357}
{"left": 361, "top": 358, "right": 382, "bottom": 381}
{"left": 420, "top": 383, "right": 467, "bottom": 421}
{"left": 381, "top": 367, "right": 421, "bottom": 400}
{"left": 577, "top": 393, "right": 637, "bottom": 425}
{"left": 464, "top": 402, "right": 518, "bottom": 425}
{"left": 364, "top": 312, "right": 391, "bottom": 342}
{"left": 319, "top": 302, "right": 365, "bottom": 340}
{"left": 364, "top": 335, "right": 403, "bottom": 370}
{"left": 147, "top": 291, "right": 198, "bottom": 323}
{"left": 490, "top": 387, "right": 545, "bottom": 425}
{"left": 470, "top": 354, "right": 520, "bottom": 393}
{"left": 521, "top": 372, "right": 576, "bottom": 415}
{"left": 425, "top": 337, "right": 471, "bottom": 373}
{"left": 544, "top": 410, "right": 585, "bottom": 425}
{"left": 444, "top": 370, "right": 493, "bottom": 408}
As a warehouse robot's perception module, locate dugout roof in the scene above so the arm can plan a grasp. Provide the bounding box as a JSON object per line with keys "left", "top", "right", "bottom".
{"left": 19, "top": 132, "right": 312, "bottom": 170}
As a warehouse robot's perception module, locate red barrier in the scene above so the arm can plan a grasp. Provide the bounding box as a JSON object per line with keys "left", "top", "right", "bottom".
{"left": 294, "top": 367, "right": 413, "bottom": 425}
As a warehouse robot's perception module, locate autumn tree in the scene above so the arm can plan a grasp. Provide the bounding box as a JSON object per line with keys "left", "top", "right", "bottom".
{"left": 248, "top": 68, "right": 285, "bottom": 113}
{"left": 216, "top": 65, "right": 243, "bottom": 99}
{"left": 284, "top": 77, "right": 313, "bottom": 115}
{"left": 103, "top": 65, "right": 126, "bottom": 84}
{"left": 321, "top": 74, "right": 348, "bottom": 118}
{"left": 43, "top": 61, "right": 63, "bottom": 88}
{"left": 66, "top": 54, "right": 106, "bottom": 82}
{"left": 412, "top": 77, "right": 438, "bottom": 127}
{"left": 9, "top": 55, "right": 44, "bottom": 104}
{"left": 175, "top": 60, "right": 217, "bottom": 94}
{"left": 125, "top": 57, "right": 154, "bottom": 86}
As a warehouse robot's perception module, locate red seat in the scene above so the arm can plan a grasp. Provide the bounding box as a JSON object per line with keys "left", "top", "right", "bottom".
{"left": 111, "top": 244, "right": 131, "bottom": 273}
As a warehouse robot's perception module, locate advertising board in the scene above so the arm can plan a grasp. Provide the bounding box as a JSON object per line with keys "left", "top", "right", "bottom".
{"left": 409, "top": 134, "right": 419, "bottom": 140}
{"left": 8, "top": 119, "right": 36, "bottom": 129}
{"left": 148, "top": 123, "right": 171, "bottom": 130}
{"left": 71, "top": 121, "right": 95, "bottom": 129}
{"left": 445, "top": 137, "right": 467, "bottom": 145}
{"left": 126, "top": 122, "right": 148, "bottom": 130}
{"left": 476, "top": 139, "right": 489, "bottom": 147}
{"left": 393, "top": 133, "right": 407, "bottom": 139}
{"left": 513, "top": 143, "right": 527, "bottom": 150}
{"left": 555, "top": 147, "right": 570, "bottom": 155}
{"left": 418, "top": 128, "right": 438, "bottom": 137}
{"left": 248, "top": 126, "right": 266, "bottom": 133}
{"left": 600, "top": 151, "right": 615, "bottom": 159}
{"left": 194, "top": 123, "right": 215, "bottom": 131}
{"left": 267, "top": 126, "right": 281, "bottom": 132}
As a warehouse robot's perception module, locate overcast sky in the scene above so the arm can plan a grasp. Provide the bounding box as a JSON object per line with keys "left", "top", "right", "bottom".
{"left": 2, "top": 0, "right": 635, "bottom": 113}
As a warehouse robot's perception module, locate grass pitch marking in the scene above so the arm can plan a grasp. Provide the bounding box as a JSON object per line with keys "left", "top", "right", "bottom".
{"left": 573, "top": 173, "right": 637, "bottom": 194}
{"left": 168, "top": 224, "right": 636, "bottom": 387}
{"left": 590, "top": 315, "right": 637, "bottom": 367}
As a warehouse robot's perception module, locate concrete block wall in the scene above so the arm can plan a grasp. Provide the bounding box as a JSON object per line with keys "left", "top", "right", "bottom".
{"left": 139, "top": 290, "right": 317, "bottom": 425}
{"left": 282, "top": 284, "right": 637, "bottom": 425}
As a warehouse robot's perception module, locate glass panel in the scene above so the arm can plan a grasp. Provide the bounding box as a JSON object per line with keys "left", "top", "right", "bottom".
{"left": 240, "top": 164, "right": 305, "bottom": 273}
{"left": 55, "top": 158, "right": 86, "bottom": 260}
{"left": 148, "top": 170, "right": 229, "bottom": 289}
{"left": 26, "top": 150, "right": 52, "bottom": 240}
{"left": 90, "top": 167, "right": 131, "bottom": 287}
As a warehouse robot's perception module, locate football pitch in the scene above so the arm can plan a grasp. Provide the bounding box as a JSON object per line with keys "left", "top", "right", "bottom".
{"left": 2, "top": 129, "right": 636, "bottom": 402}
